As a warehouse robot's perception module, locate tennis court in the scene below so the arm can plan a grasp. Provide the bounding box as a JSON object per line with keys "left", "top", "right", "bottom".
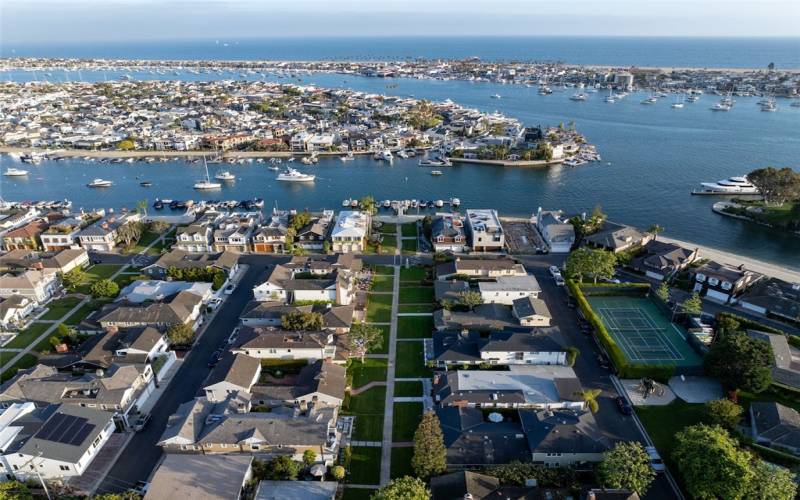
{"left": 587, "top": 295, "right": 702, "bottom": 368}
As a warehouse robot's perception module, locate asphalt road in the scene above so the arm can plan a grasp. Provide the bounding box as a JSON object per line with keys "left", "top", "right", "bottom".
{"left": 519, "top": 256, "right": 679, "bottom": 499}
{"left": 96, "top": 255, "right": 287, "bottom": 493}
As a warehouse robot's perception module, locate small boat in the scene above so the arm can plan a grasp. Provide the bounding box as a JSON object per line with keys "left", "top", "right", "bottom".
{"left": 276, "top": 167, "right": 315, "bottom": 182}
{"left": 396, "top": 150, "right": 409, "bottom": 159}
{"left": 87, "top": 178, "right": 113, "bottom": 188}
{"left": 350, "top": 199, "right": 359, "bottom": 208}
{"left": 570, "top": 93, "right": 588, "bottom": 101}
{"left": 710, "top": 102, "right": 732, "bottom": 112}
{"left": 267, "top": 165, "right": 280, "bottom": 171}
{"left": 434, "top": 199, "right": 444, "bottom": 208}
{"left": 139, "top": 181, "right": 153, "bottom": 187}
{"left": 419, "top": 157, "right": 452, "bottom": 167}
{"left": 153, "top": 199, "right": 164, "bottom": 210}
{"left": 215, "top": 170, "right": 236, "bottom": 181}
{"left": 382, "top": 200, "right": 391, "bottom": 208}
{"left": 490, "top": 94, "right": 501, "bottom": 99}
{"left": 373, "top": 150, "right": 393, "bottom": 161}
{"left": 342, "top": 198, "right": 352, "bottom": 207}
{"left": 430, "top": 170, "right": 443, "bottom": 176}
{"left": 341, "top": 152, "right": 355, "bottom": 162}
{"left": 3, "top": 168, "right": 28, "bottom": 177}
{"left": 301, "top": 156, "right": 313, "bottom": 165}
{"left": 450, "top": 198, "right": 461, "bottom": 207}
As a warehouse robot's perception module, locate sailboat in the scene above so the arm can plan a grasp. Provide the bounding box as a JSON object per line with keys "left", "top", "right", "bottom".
{"left": 671, "top": 94, "right": 685, "bottom": 108}
{"left": 193, "top": 157, "right": 222, "bottom": 190}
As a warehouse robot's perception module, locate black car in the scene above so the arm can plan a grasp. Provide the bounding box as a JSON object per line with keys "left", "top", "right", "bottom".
{"left": 616, "top": 396, "right": 633, "bottom": 415}
{"left": 208, "top": 350, "right": 223, "bottom": 367}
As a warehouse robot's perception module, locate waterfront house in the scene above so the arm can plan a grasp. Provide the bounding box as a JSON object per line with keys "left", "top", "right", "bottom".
{"left": 477, "top": 275, "right": 541, "bottom": 305}
{"left": 174, "top": 223, "right": 213, "bottom": 253}
{"left": 0, "top": 403, "right": 116, "bottom": 482}
{"left": 436, "top": 257, "right": 527, "bottom": 280}
{"left": 1, "top": 220, "right": 47, "bottom": 251}
{"left": 293, "top": 211, "right": 334, "bottom": 251}
{"left": 531, "top": 208, "right": 575, "bottom": 254}
{"left": 631, "top": 240, "right": 698, "bottom": 281}
{"left": 330, "top": 211, "right": 369, "bottom": 253}
{"left": 144, "top": 454, "right": 253, "bottom": 500}
{"left": 432, "top": 326, "right": 566, "bottom": 367}
{"left": 691, "top": 260, "right": 761, "bottom": 304}
{"left": 465, "top": 209, "right": 505, "bottom": 252}
{"left": 512, "top": 296, "right": 552, "bottom": 326}
{"left": 231, "top": 326, "right": 349, "bottom": 363}
{"left": 749, "top": 402, "right": 800, "bottom": 456}
{"left": 212, "top": 213, "right": 262, "bottom": 254}
{"left": 430, "top": 213, "right": 468, "bottom": 253}
{"left": 584, "top": 221, "right": 652, "bottom": 254}
{"left": 738, "top": 278, "right": 800, "bottom": 324}
{"left": 433, "top": 365, "right": 585, "bottom": 410}
{"left": 0, "top": 270, "right": 58, "bottom": 303}
{"left": 40, "top": 217, "right": 85, "bottom": 252}
{"left": 77, "top": 213, "right": 141, "bottom": 253}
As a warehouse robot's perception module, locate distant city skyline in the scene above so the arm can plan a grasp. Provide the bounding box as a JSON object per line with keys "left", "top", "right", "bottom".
{"left": 2, "top": 0, "right": 799, "bottom": 45}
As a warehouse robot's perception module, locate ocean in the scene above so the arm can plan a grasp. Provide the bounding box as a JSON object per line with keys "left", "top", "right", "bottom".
{"left": 3, "top": 36, "right": 800, "bottom": 69}
{"left": 2, "top": 67, "right": 800, "bottom": 270}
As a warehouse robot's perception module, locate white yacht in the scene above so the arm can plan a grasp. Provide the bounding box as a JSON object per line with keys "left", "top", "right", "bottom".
{"left": 3, "top": 168, "right": 28, "bottom": 177}
{"left": 194, "top": 157, "right": 222, "bottom": 190}
{"left": 430, "top": 170, "right": 443, "bottom": 176}
{"left": 396, "top": 150, "right": 409, "bottom": 159}
{"left": 695, "top": 176, "right": 759, "bottom": 195}
{"left": 20, "top": 152, "right": 44, "bottom": 164}
{"left": 641, "top": 96, "right": 658, "bottom": 105}
{"left": 276, "top": 167, "right": 315, "bottom": 182}
{"left": 373, "top": 150, "right": 393, "bottom": 161}
{"left": 710, "top": 102, "right": 732, "bottom": 112}
{"left": 87, "top": 178, "right": 113, "bottom": 188}
{"left": 570, "top": 92, "right": 588, "bottom": 101}
{"left": 419, "top": 157, "right": 452, "bottom": 167}
{"left": 215, "top": 170, "right": 236, "bottom": 181}
{"left": 341, "top": 152, "right": 355, "bottom": 162}
{"left": 490, "top": 94, "right": 501, "bottom": 99}
{"left": 760, "top": 99, "right": 778, "bottom": 112}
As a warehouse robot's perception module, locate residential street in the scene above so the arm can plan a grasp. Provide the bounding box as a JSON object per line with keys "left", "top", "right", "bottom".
{"left": 95, "top": 255, "right": 287, "bottom": 493}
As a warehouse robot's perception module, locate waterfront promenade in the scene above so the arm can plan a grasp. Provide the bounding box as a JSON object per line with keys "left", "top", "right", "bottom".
{"left": 659, "top": 235, "right": 800, "bottom": 282}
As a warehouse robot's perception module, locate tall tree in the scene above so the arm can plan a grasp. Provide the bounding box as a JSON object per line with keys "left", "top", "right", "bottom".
{"left": 372, "top": 477, "right": 430, "bottom": 500}
{"left": 412, "top": 411, "right": 447, "bottom": 479}
{"left": 265, "top": 455, "right": 300, "bottom": 480}
{"left": 359, "top": 195, "right": 378, "bottom": 216}
{"left": 647, "top": 223, "right": 664, "bottom": 240}
{"left": 348, "top": 322, "right": 384, "bottom": 362}
{"left": 456, "top": 290, "right": 484, "bottom": 310}
{"left": 597, "top": 442, "right": 656, "bottom": 495}
{"left": 680, "top": 292, "right": 703, "bottom": 316}
{"left": 748, "top": 167, "right": 800, "bottom": 205}
{"left": 90, "top": 279, "right": 119, "bottom": 298}
{"left": 673, "top": 424, "right": 754, "bottom": 500}
{"left": 567, "top": 248, "right": 617, "bottom": 284}
{"left": 655, "top": 282, "right": 670, "bottom": 302}
{"left": 704, "top": 398, "right": 743, "bottom": 430}
{"left": 60, "top": 268, "right": 87, "bottom": 291}
{"left": 746, "top": 460, "right": 797, "bottom": 500}
{"left": 704, "top": 330, "right": 773, "bottom": 395}
{"left": 281, "top": 310, "right": 324, "bottom": 331}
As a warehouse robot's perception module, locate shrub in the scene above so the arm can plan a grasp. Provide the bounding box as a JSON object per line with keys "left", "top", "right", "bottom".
{"left": 90, "top": 279, "right": 119, "bottom": 298}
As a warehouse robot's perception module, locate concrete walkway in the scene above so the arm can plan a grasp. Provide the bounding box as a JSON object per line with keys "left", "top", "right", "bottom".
{"left": 350, "top": 381, "right": 388, "bottom": 395}
{"left": 0, "top": 229, "right": 172, "bottom": 376}
{"left": 396, "top": 312, "right": 434, "bottom": 317}
{"left": 378, "top": 226, "right": 402, "bottom": 485}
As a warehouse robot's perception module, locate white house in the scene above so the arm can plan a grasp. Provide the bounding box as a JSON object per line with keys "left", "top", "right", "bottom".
{"left": 174, "top": 224, "right": 213, "bottom": 253}
{"left": 478, "top": 275, "right": 541, "bottom": 305}
{"left": 531, "top": 208, "right": 575, "bottom": 254}
{"left": 0, "top": 270, "right": 58, "bottom": 303}
{"left": 0, "top": 295, "right": 37, "bottom": 329}
{"left": 330, "top": 211, "right": 369, "bottom": 253}
{"left": 0, "top": 403, "right": 115, "bottom": 481}
{"left": 204, "top": 354, "right": 262, "bottom": 403}
{"left": 512, "top": 297, "right": 552, "bottom": 327}
{"left": 231, "top": 327, "right": 347, "bottom": 363}
{"left": 465, "top": 209, "right": 505, "bottom": 252}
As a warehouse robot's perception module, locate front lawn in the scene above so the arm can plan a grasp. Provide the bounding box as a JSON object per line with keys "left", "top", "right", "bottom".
{"left": 366, "top": 293, "right": 393, "bottom": 323}
{"left": 371, "top": 274, "right": 394, "bottom": 293}
{"left": 74, "top": 264, "right": 124, "bottom": 294}
{"left": 398, "top": 304, "right": 436, "bottom": 313}
{"left": 636, "top": 400, "right": 705, "bottom": 467}
{"left": 397, "top": 316, "right": 434, "bottom": 339}
{"left": 369, "top": 326, "right": 390, "bottom": 354}
{"left": 390, "top": 447, "right": 415, "bottom": 479}
{"left": 401, "top": 223, "right": 418, "bottom": 238}
{"left": 394, "top": 381, "right": 423, "bottom": 397}
{"left": 40, "top": 296, "right": 82, "bottom": 320}
{"left": 64, "top": 303, "right": 95, "bottom": 325}
{"left": 1, "top": 354, "right": 38, "bottom": 382}
{"left": 347, "top": 447, "right": 382, "bottom": 485}
{"left": 5, "top": 323, "right": 50, "bottom": 349}
{"left": 399, "top": 266, "right": 428, "bottom": 282}
{"left": 398, "top": 287, "right": 434, "bottom": 304}
{"left": 392, "top": 402, "right": 423, "bottom": 442}
{"left": 370, "top": 265, "right": 395, "bottom": 276}
{"left": 395, "top": 342, "right": 431, "bottom": 378}
{"left": 348, "top": 358, "right": 388, "bottom": 388}
{"left": 113, "top": 272, "right": 144, "bottom": 289}
{"left": 401, "top": 239, "right": 418, "bottom": 254}
{"left": 124, "top": 230, "right": 161, "bottom": 255}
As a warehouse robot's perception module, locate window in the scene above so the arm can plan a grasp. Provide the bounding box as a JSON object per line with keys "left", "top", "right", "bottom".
{"left": 59, "top": 465, "right": 70, "bottom": 471}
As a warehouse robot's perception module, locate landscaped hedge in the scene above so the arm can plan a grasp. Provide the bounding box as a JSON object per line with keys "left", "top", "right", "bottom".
{"left": 568, "top": 279, "right": 675, "bottom": 381}
{"left": 579, "top": 282, "right": 651, "bottom": 297}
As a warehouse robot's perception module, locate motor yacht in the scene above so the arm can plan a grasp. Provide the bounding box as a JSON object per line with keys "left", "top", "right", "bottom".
{"left": 3, "top": 168, "right": 28, "bottom": 177}
{"left": 373, "top": 150, "right": 393, "bottom": 161}
{"left": 710, "top": 102, "right": 732, "bottom": 111}
{"left": 396, "top": 150, "right": 409, "bottom": 159}
{"left": 340, "top": 152, "right": 355, "bottom": 162}
{"left": 276, "top": 167, "right": 315, "bottom": 182}
{"left": 419, "top": 157, "right": 452, "bottom": 167}
{"left": 87, "top": 178, "right": 113, "bottom": 188}
{"left": 694, "top": 176, "right": 759, "bottom": 195}
{"left": 215, "top": 170, "right": 236, "bottom": 181}
{"left": 490, "top": 94, "right": 501, "bottom": 99}
{"left": 570, "top": 93, "right": 588, "bottom": 101}
{"left": 139, "top": 181, "right": 153, "bottom": 187}
{"left": 430, "top": 170, "right": 443, "bottom": 176}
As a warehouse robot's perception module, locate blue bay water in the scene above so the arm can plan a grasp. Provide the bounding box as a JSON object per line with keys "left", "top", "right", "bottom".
{"left": 1, "top": 66, "right": 800, "bottom": 270}
{"left": 3, "top": 37, "right": 800, "bottom": 69}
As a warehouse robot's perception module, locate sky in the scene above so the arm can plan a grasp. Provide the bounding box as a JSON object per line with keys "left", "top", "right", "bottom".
{"left": 1, "top": 0, "right": 799, "bottom": 44}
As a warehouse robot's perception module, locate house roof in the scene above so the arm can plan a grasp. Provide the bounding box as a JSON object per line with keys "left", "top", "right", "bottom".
{"left": 584, "top": 221, "right": 646, "bottom": 250}
{"left": 740, "top": 278, "right": 800, "bottom": 321}
{"left": 82, "top": 326, "right": 164, "bottom": 367}
{"left": 430, "top": 471, "right": 500, "bottom": 500}
{"left": 295, "top": 360, "right": 347, "bottom": 401}
{"left": 16, "top": 403, "right": 112, "bottom": 464}
{"left": 434, "top": 304, "right": 517, "bottom": 331}
{"left": 434, "top": 280, "right": 470, "bottom": 302}
{"left": 254, "top": 481, "right": 338, "bottom": 500}
{"left": 436, "top": 406, "right": 531, "bottom": 466}
{"left": 147, "top": 249, "right": 238, "bottom": 272}
{"left": 512, "top": 296, "right": 551, "bottom": 319}
{"left": 97, "top": 290, "right": 203, "bottom": 326}
{"left": 144, "top": 454, "right": 253, "bottom": 500}
{"left": 520, "top": 409, "right": 610, "bottom": 455}
{"left": 751, "top": 401, "right": 800, "bottom": 451}
{"left": 206, "top": 353, "right": 261, "bottom": 391}
{"left": 436, "top": 258, "right": 525, "bottom": 278}
{"left": 478, "top": 275, "right": 541, "bottom": 293}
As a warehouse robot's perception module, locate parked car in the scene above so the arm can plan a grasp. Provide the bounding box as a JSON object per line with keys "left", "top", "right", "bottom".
{"left": 646, "top": 446, "right": 665, "bottom": 472}
{"left": 549, "top": 265, "right": 561, "bottom": 277}
{"left": 615, "top": 396, "right": 633, "bottom": 416}
{"left": 133, "top": 413, "right": 151, "bottom": 432}
{"left": 554, "top": 275, "right": 566, "bottom": 286}
{"left": 208, "top": 297, "right": 223, "bottom": 310}
{"left": 224, "top": 283, "right": 235, "bottom": 295}
{"left": 208, "top": 349, "right": 223, "bottom": 367}
{"left": 227, "top": 327, "right": 240, "bottom": 345}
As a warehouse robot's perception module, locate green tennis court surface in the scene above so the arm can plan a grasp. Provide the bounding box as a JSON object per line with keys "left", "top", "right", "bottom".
{"left": 587, "top": 295, "right": 702, "bottom": 368}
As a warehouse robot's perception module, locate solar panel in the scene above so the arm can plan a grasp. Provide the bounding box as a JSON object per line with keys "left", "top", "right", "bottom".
{"left": 36, "top": 413, "right": 95, "bottom": 445}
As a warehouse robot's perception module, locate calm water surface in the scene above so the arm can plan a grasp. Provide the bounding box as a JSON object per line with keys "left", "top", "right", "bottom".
{"left": 1, "top": 70, "right": 799, "bottom": 270}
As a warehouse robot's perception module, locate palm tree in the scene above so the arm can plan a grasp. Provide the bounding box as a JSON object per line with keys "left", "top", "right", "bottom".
{"left": 647, "top": 224, "right": 664, "bottom": 241}
{"left": 137, "top": 199, "right": 148, "bottom": 218}
{"left": 359, "top": 195, "right": 377, "bottom": 216}
{"left": 574, "top": 389, "right": 603, "bottom": 413}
